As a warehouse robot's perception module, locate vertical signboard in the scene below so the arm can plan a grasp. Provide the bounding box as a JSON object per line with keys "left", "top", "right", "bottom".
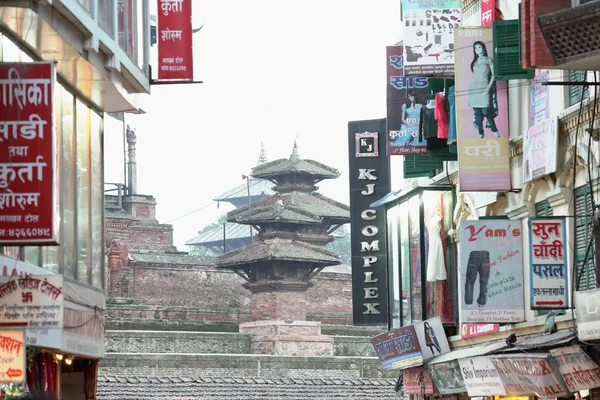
{"left": 0, "top": 62, "right": 56, "bottom": 244}
{"left": 348, "top": 119, "right": 390, "bottom": 326}
{"left": 455, "top": 28, "right": 510, "bottom": 192}
{"left": 481, "top": 0, "right": 496, "bottom": 26}
{"left": 0, "top": 330, "right": 25, "bottom": 383}
{"left": 529, "top": 217, "right": 569, "bottom": 309}
{"left": 458, "top": 356, "right": 506, "bottom": 396}
{"left": 386, "top": 46, "right": 430, "bottom": 155}
{"left": 523, "top": 118, "right": 558, "bottom": 184}
{"left": 401, "top": 0, "right": 461, "bottom": 76}
{"left": 371, "top": 325, "right": 423, "bottom": 370}
{"left": 530, "top": 70, "right": 550, "bottom": 127}
{"left": 158, "top": 0, "right": 194, "bottom": 80}
{"left": 459, "top": 220, "right": 525, "bottom": 323}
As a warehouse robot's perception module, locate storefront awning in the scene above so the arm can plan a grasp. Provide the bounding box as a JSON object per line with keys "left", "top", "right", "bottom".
{"left": 370, "top": 189, "right": 403, "bottom": 208}
{"left": 427, "top": 340, "right": 508, "bottom": 365}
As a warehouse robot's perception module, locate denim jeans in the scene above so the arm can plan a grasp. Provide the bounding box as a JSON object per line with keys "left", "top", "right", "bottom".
{"left": 474, "top": 108, "right": 497, "bottom": 135}
{"left": 464, "top": 250, "right": 491, "bottom": 306}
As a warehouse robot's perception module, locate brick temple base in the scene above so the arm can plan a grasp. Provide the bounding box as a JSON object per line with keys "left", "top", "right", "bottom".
{"left": 239, "top": 320, "right": 333, "bottom": 356}
{"left": 251, "top": 291, "right": 308, "bottom": 321}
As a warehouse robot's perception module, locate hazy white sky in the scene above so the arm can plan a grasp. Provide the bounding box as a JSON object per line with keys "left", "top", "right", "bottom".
{"left": 105, "top": 1, "right": 402, "bottom": 250}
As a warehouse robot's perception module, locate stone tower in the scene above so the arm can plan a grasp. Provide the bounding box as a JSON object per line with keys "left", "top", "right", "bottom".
{"left": 215, "top": 142, "right": 350, "bottom": 355}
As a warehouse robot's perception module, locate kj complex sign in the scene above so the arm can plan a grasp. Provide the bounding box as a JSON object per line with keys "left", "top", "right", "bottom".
{"left": 348, "top": 119, "right": 390, "bottom": 326}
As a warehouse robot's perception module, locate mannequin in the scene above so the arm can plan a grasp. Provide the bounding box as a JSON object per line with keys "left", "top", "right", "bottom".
{"left": 426, "top": 205, "right": 447, "bottom": 282}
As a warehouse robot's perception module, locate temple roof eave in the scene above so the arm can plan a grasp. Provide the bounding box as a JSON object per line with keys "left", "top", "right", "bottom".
{"left": 251, "top": 158, "right": 341, "bottom": 180}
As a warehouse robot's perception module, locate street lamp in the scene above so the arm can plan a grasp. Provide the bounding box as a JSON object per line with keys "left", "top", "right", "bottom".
{"left": 242, "top": 174, "right": 253, "bottom": 243}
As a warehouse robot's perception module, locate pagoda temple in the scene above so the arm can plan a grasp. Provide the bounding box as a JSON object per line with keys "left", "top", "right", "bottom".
{"left": 215, "top": 142, "right": 350, "bottom": 356}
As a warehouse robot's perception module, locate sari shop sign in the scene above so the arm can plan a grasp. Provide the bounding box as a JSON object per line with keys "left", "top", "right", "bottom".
{"left": 0, "top": 275, "right": 63, "bottom": 328}
{"left": 459, "top": 220, "right": 525, "bottom": 323}
{"left": 404, "top": 367, "right": 434, "bottom": 395}
{"left": 529, "top": 218, "right": 569, "bottom": 309}
{"left": 428, "top": 360, "right": 467, "bottom": 394}
{"left": 371, "top": 326, "right": 423, "bottom": 371}
{"left": 0, "top": 330, "right": 25, "bottom": 383}
{"left": 158, "top": 0, "right": 193, "bottom": 80}
{"left": 0, "top": 62, "right": 56, "bottom": 244}
{"left": 550, "top": 346, "right": 600, "bottom": 392}
{"left": 348, "top": 119, "right": 390, "bottom": 326}
{"left": 491, "top": 354, "right": 570, "bottom": 399}
{"left": 458, "top": 356, "right": 506, "bottom": 396}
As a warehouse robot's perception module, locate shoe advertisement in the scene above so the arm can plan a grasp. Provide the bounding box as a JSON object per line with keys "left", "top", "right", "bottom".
{"left": 454, "top": 27, "right": 511, "bottom": 192}
{"left": 459, "top": 219, "right": 525, "bottom": 323}
{"left": 402, "top": 0, "right": 461, "bottom": 76}
{"left": 386, "top": 46, "right": 431, "bottom": 155}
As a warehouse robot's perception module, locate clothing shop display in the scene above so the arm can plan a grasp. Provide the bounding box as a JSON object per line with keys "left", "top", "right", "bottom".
{"left": 419, "top": 97, "right": 447, "bottom": 149}
{"left": 447, "top": 86, "right": 457, "bottom": 144}
{"left": 426, "top": 215, "right": 447, "bottom": 282}
{"left": 434, "top": 93, "right": 449, "bottom": 139}
{"left": 464, "top": 250, "right": 491, "bottom": 307}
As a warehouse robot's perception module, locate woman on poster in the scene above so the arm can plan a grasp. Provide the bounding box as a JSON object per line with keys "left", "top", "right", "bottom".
{"left": 399, "top": 90, "right": 425, "bottom": 145}
{"left": 423, "top": 321, "right": 441, "bottom": 355}
{"left": 468, "top": 41, "right": 499, "bottom": 139}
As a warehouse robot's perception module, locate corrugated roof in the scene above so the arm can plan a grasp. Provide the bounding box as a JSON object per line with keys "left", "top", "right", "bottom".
{"left": 213, "top": 178, "right": 275, "bottom": 202}
{"left": 98, "top": 375, "right": 397, "bottom": 399}
{"left": 216, "top": 238, "right": 341, "bottom": 267}
{"left": 186, "top": 222, "right": 253, "bottom": 246}
{"left": 228, "top": 192, "right": 349, "bottom": 223}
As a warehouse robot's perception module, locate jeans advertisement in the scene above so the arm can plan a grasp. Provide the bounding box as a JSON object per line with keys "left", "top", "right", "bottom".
{"left": 459, "top": 220, "right": 525, "bottom": 323}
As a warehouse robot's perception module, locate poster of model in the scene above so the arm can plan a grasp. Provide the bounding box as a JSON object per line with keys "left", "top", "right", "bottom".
{"left": 402, "top": 0, "right": 461, "bottom": 76}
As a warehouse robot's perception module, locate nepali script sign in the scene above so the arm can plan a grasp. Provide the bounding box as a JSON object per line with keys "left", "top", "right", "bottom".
{"left": 0, "top": 330, "right": 25, "bottom": 383}
{"left": 529, "top": 217, "right": 569, "bottom": 310}
{"left": 0, "top": 62, "right": 56, "bottom": 245}
{"left": 0, "top": 275, "right": 63, "bottom": 328}
{"left": 370, "top": 325, "right": 423, "bottom": 371}
{"left": 550, "top": 346, "right": 600, "bottom": 392}
{"left": 158, "top": 0, "right": 193, "bottom": 80}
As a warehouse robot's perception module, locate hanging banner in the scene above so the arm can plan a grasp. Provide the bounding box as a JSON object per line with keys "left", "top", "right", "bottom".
{"left": 523, "top": 118, "right": 558, "bottom": 184}
{"left": 0, "top": 330, "right": 25, "bottom": 383}
{"left": 491, "top": 354, "right": 570, "bottom": 399}
{"left": 455, "top": 28, "right": 510, "bottom": 192}
{"left": 428, "top": 360, "right": 467, "bottom": 394}
{"left": 348, "top": 119, "right": 390, "bottom": 326}
{"left": 404, "top": 366, "right": 435, "bottom": 395}
{"left": 575, "top": 288, "right": 600, "bottom": 341}
{"left": 0, "top": 62, "right": 57, "bottom": 245}
{"left": 371, "top": 325, "right": 423, "bottom": 371}
{"left": 529, "top": 217, "right": 569, "bottom": 309}
{"left": 413, "top": 317, "right": 451, "bottom": 361}
{"left": 459, "top": 220, "right": 525, "bottom": 323}
{"left": 481, "top": 0, "right": 496, "bottom": 26}
{"left": 386, "top": 46, "right": 430, "bottom": 155}
{"left": 530, "top": 70, "right": 550, "bottom": 127}
{"left": 157, "top": 0, "right": 194, "bottom": 80}
{"left": 401, "top": 0, "right": 461, "bottom": 76}
{"left": 458, "top": 356, "right": 506, "bottom": 396}
{"left": 550, "top": 346, "right": 600, "bottom": 392}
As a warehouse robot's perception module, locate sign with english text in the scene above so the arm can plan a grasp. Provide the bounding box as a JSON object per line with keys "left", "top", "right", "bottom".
{"left": 427, "top": 360, "right": 467, "bottom": 394}
{"left": 529, "top": 217, "right": 568, "bottom": 309}
{"left": 459, "top": 220, "right": 525, "bottom": 323}
{"left": 404, "top": 366, "right": 435, "bottom": 395}
{"left": 575, "top": 289, "right": 600, "bottom": 341}
{"left": 550, "top": 346, "right": 600, "bottom": 392}
{"left": 455, "top": 28, "right": 510, "bottom": 191}
{"left": 530, "top": 70, "right": 550, "bottom": 127}
{"left": 0, "top": 275, "right": 63, "bottom": 328}
{"left": 461, "top": 323, "right": 499, "bottom": 339}
{"left": 371, "top": 325, "right": 423, "bottom": 371}
{"left": 523, "top": 118, "right": 558, "bottom": 184}
{"left": 158, "top": 0, "right": 193, "bottom": 80}
{"left": 490, "top": 354, "right": 570, "bottom": 399}
{"left": 386, "top": 46, "right": 430, "bottom": 155}
{"left": 0, "top": 330, "right": 25, "bottom": 383}
{"left": 0, "top": 62, "right": 57, "bottom": 244}
{"left": 402, "top": 0, "right": 461, "bottom": 76}
{"left": 458, "top": 356, "right": 506, "bottom": 396}
{"left": 348, "top": 119, "right": 390, "bottom": 326}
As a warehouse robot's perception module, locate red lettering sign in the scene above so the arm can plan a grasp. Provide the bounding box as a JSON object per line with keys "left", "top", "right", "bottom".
{"left": 461, "top": 323, "right": 499, "bottom": 339}
{"left": 157, "top": 0, "right": 194, "bottom": 80}
{"left": 0, "top": 63, "right": 56, "bottom": 244}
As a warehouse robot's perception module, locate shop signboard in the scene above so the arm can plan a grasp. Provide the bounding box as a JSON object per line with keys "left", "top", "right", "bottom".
{"left": 428, "top": 360, "right": 467, "bottom": 394}
{"left": 550, "top": 346, "right": 600, "bottom": 392}
{"left": 461, "top": 323, "right": 499, "bottom": 339}
{"left": 413, "top": 317, "right": 451, "bottom": 361}
{"left": 404, "top": 366, "right": 435, "bottom": 395}
{"left": 371, "top": 325, "right": 423, "bottom": 371}
{"left": 459, "top": 220, "right": 525, "bottom": 323}
{"left": 490, "top": 354, "right": 570, "bottom": 399}
{"left": 157, "top": 0, "right": 194, "bottom": 80}
{"left": 523, "top": 118, "right": 558, "bottom": 184}
{"left": 530, "top": 70, "right": 550, "bottom": 127}
{"left": 458, "top": 356, "right": 506, "bottom": 396}
{"left": 0, "top": 62, "right": 57, "bottom": 244}
{"left": 575, "top": 288, "right": 600, "bottom": 340}
{"left": 529, "top": 217, "right": 569, "bottom": 309}
{"left": 0, "top": 275, "right": 63, "bottom": 328}
{"left": 0, "top": 330, "right": 25, "bottom": 383}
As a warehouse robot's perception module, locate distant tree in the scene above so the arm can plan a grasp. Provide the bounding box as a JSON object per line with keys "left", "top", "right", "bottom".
{"left": 326, "top": 225, "right": 351, "bottom": 265}
{"left": 187, "top": 214, "right": 228, "bottom": 258}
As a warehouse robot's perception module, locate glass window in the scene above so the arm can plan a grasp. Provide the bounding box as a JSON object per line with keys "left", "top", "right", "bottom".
{"left": 118, "top": 0, "right": 137, "bottom": 61}
{"left": 61, "top": 88, "right": 76, "bottom": 278}
{"left": 408, "top": 195, "right": 422, "bottom": 322}
{"left": 23, "top": 247, "right": 40, "bottom": 266}
{"left": 76, "top": 0, "right": 93, "bottom": 15}
{"left": 399, "top": 202, "right": 412, "bottom": 326}
{"left": 90, "top": 111, "right": 104, "bottom": 289}
{"left": 99, "top": 0, "right": 114, "bottom": 36}
{"left": 76, "top": 100, "right": 91, "bottom": 283}
{"left": 0, "top": 34, "right": 20, "bottom": 62}
{"left": 387, "top": 207, "right": 400, "bottom": 329}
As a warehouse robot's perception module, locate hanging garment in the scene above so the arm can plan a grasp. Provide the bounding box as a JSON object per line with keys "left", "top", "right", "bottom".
{"left": 420, "top": 103, "right": 447, "bottom": 150}
{"left": 435, "top": 93, "right": 449, "bottom": 139}
{"left": 426, "top": 215, "right": 447, "bottom": 282}
{"left": 447, "top": 86, "right": 457, "bottom": 144}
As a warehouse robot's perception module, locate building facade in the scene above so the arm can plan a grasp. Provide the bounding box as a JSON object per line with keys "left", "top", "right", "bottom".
{"left": 0, "top": 0, "right": 150, "bottom": 398}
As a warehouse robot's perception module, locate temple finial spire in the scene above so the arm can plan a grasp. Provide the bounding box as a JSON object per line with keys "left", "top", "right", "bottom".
{"left": 257, "top": 142, "right": 268, "bottom": 165}
{"left": 290, "top": 137, "right": 301, "bottom": 161}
